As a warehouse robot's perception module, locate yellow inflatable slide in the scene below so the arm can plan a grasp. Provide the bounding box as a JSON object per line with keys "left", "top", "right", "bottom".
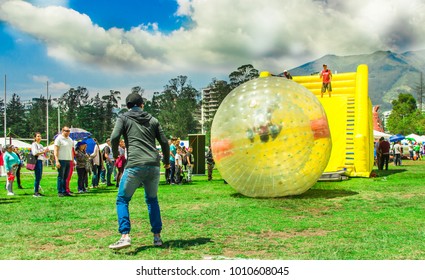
{"left": 293, "top": 64, "right": 373, "bottom": 177}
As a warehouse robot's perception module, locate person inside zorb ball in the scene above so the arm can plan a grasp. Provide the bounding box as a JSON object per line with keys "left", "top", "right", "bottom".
{"left": 211, "top": 74, "right": 332, "bottom": 198}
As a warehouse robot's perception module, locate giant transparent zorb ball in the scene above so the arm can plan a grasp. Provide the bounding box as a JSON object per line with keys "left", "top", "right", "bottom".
{"left": 211, "top": 73, "right": 332, "bottom": 197}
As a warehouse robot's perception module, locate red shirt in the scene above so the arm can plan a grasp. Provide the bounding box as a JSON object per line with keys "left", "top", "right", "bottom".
{"left": 321, "top": 69, "right": 332, "bottom": 83}
{"left": 378, "top": 140, "right": 390, "bottom": 154}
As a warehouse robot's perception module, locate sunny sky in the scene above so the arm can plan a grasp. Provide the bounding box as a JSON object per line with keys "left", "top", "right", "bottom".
{"left": 1, "top": 0, "right": 425, "bottom": 102}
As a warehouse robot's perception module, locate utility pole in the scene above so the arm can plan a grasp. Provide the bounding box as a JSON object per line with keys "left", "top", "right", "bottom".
{"left": 46, "top": 81, "right": 49, "bottom": 145}
{"left": 420, "top": 72, "right": 423, "bottom": 112}
{"left": 3, "top": 75, "right": 6, "bottom": 146}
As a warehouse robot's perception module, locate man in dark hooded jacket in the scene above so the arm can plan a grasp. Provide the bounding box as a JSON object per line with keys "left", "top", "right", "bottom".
{"left": 109, "top": 93, "right": 170, "bottom": 250}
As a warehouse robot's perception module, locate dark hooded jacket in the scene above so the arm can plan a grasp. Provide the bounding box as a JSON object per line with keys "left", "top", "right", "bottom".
{"left": 110, "top": 107, "right": 170, "bottom": 168}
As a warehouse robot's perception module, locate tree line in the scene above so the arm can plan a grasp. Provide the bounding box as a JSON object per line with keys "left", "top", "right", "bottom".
{"left": 386, "top": 93, "right": 425, "bottom": 135}
{"left": 1, "top": 63, "right": 420, "bottom": 144}
{"left": 0, "top": 64, "right": 259, "bottom": 144}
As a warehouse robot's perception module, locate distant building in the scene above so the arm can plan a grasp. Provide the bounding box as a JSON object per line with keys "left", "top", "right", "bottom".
{"left": 382, "top": 110, "right": 392, "bottom": 132}
{"left": 200, "top": 88, "right": 220, "bottom": 134}
{"left": 22, "top": 99, "right": 34, "bottom": 110}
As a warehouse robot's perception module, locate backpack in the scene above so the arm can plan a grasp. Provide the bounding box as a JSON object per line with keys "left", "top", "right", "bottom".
{"left": 182, "top": 154, "right": 188, "bottom": 165}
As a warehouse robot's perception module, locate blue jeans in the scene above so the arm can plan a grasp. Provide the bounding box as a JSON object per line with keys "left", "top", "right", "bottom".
{"left": 92, "top": 164, "right": 102, "bottom": 187}
{"left": 34, "top": 160, "right": 43, "bottom": 193}
{"left": 116, "top": 165, "right": 162, "bottom": 234}
{"left": 100, "top": 169, "right": 105, "bottom": 182}
{"left": 57, "top": 160, "right": 71, "bottom": 194}
{"left": 169, "top": 161, "right": 176, "bottom": 183}
{"left": 106, "top": 160, "right": 114, "bottom": 185}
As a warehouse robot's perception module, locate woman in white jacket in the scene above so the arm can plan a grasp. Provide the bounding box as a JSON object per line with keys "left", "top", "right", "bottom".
{"left": 90, "top": 138, "right": 103, "bottom": 188}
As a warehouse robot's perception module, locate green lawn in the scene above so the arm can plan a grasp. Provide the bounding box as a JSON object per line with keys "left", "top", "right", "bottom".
{"left": 1, "top": 161, "right": 425, "bottom": 260}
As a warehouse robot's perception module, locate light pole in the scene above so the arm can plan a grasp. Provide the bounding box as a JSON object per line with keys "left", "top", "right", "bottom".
{"left": 4, "top": 75, "right": 6, "bottom": 146}
{"left": 46, "top": 81, "right": 60, "bottom": 146}
{"left": 46, "top": 81, "right": 49, "bottom": 146}
{"left": 51, "top": 98, "right": 60, "bottom": 133}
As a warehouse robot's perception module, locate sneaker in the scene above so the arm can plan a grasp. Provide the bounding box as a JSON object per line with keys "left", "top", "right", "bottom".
{"left": 78, "top": 190, "right": 84, "bottom": 194}
{"left": 7, "top": 192, "right": 14, "bottom": 196}
{"left": 153, "top": 236, "right": 163, "bottom": 246}
{"left": 33, "top": 193, "right": 42, "bottom": 198}
{"left": 109, "top": 237, "right": 131, "bottom": 250}
{"left": 64, "top": 192, "right": 73, "bottom": 197}
{"left": 58, "top": 193, "right": 65, "bottom": 197}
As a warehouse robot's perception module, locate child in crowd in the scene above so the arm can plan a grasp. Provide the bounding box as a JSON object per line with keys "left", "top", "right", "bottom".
{"left": 3, "top": 144, "right": 20, "bottom": 195}
{"left": 175, "top": 146, "right": 183, "bottom": 184}
{"left": 75, "top": 142, "right": 89, "bottom": 193}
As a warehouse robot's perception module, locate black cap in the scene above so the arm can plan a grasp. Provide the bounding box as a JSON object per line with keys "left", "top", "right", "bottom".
{"left": 126, "top": 93, "right": 144, "bottom": 108}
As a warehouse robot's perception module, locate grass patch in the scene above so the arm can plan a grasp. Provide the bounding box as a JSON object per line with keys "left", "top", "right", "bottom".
{"left": 1, "top": 161, "right": 425, "bottom": 260}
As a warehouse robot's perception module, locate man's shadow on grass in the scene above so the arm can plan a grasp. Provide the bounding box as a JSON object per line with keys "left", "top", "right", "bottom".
{"left": 374, "top": 169, "right": 407, "bottom": 177}
{"left": 0, "top": 198, "right": 21, "bottom": 204}
{"left": 114, "top": 237, "right": 213, "bottom": 256}
{"left": 85, "top": 188, "right": 118, "bottom": 194}
{"left": 231, "top": 189, "right": 358, "bottom": 200}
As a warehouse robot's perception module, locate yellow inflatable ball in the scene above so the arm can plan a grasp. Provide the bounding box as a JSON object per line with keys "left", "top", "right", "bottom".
{"left": 211, "top": 74, "right": 332, "bottom": 197}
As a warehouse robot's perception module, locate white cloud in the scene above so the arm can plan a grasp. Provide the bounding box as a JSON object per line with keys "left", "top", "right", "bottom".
{"left": 29, "top": 0, "right": 69, "bottom": 7}
{"left": 175, "top": 0, "right": 192, "bottom": 16}
{"left": 32, "top": 75, "right": 70, "bottom": 90}
{"left": 1, "top": 0, "right": 425, "bottom": 79}
{"left": 32, "top": 75, "right": 49, "bottom": 83}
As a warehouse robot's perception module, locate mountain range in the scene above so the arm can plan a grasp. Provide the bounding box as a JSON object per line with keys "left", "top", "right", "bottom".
{"left": 289, "top": 50, "right": 425, "bottom": 112}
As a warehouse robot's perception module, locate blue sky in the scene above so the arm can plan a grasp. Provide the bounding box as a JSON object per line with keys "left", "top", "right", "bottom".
{"left": 70, "top": 0, "right": 183, "bottom": 31}
{"left": 1, "top": 0, "right": 425, "bottom": 102}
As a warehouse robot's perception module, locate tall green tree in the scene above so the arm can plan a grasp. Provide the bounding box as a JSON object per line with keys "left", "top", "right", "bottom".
{"left": 131, "top": 86, "right": 145, "bottom": 96}
{"left": 147, "top": 91, "right": 162, "bottom": 118}
{"left": 229, "top": 64, "right": 259, "bottom": 89}
{"left": 155, "top": 76, "right": 200, "bottom": 138}
{"left": 6, "top": 93, "right": 27, "bottom": 137}
{"left": 27, "top": 96, "right": 48, "bottom": 136}
{"left": 59, "top": 86, "right": 90, "bottom": 127}
{"left": 102, "top": 90, "right": 121, "bottom": 138}
{"left": 387, "top": 93, "right": 422, "bottom": 134}
{"left": 89, "top": 93, "right": 107, "bottom": 141}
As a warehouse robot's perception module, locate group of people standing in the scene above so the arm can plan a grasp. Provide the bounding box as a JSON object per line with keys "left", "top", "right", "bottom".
{"left": 3, "top": 129, "right": 127, "bottom": 197}
{"left": 53, "top": 129, "right": 126, "bottom": 197}
{"left": 375, "top": 137, "right": 424, "bottom": 170}
{"left": 2, "top": 92, "right": 216, "bottom": 251}
{"left": 167, "top": 137, "right": 195, "bottom": 185}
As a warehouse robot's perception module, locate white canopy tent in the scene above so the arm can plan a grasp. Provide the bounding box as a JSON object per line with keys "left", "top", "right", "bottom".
{"left": 405, "top": 133, "right": 425, "bottom": 143}
{"left": 0, "top": 137, "right": 32, "bottom": 149}
{"left": 373, "top": 130, "right": 391, "bottom": 140}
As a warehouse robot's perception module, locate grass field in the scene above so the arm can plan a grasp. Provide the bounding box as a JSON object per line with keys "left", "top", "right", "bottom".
{"left": 1, "top": 160, "right": 425, "bottom": 260}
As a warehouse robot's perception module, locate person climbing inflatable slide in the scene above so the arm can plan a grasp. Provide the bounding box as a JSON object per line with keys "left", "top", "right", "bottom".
{"left": 293, "top": 64, "right": 373, "bottom": 177}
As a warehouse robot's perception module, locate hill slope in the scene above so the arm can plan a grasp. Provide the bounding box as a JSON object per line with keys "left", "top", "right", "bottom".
{"left": 290, "top": 50, "right": 425, "bottom": 111}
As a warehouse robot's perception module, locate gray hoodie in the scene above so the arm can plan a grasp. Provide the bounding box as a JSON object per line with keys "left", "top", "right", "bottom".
{"left": 110, "top": 107, "right": 170, "bottom": 168}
